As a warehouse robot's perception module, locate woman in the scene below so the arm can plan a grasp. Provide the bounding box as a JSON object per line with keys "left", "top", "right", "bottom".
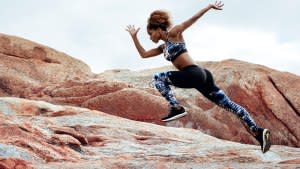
{"left": 126, "top": 1, "right": 271, "bottom": 153}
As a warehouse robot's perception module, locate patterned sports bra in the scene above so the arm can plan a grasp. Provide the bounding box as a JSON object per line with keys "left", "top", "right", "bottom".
{"left": 159, "top": 39, "right": 188, "bottom": 62}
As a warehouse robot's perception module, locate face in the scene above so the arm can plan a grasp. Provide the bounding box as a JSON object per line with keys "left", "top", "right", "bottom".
{"left": 147, "top": 29, "right": 161, "bottom": 43}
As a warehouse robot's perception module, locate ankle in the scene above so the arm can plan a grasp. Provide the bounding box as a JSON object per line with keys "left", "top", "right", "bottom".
{"left": 253, "top": 127, "right": 264, "bottom": 136}
{"left": 171, "top": 105, "right": 183, "bottom": 110}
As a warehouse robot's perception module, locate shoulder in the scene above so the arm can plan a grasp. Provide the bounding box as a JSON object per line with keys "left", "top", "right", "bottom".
{"left": 168, "top": 25, "right": 184, "bottom": 41}
{"left": 168, "top": 24, "right": 184, "bottom": 36}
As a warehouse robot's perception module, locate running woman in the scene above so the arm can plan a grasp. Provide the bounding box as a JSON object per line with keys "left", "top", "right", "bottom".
{"left": 126, "top": 1, "right": 271, "bottom": 153}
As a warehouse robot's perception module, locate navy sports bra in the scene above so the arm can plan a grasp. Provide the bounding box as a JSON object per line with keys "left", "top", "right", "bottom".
{"left": 159, "top": 39, "right": 188, "bottom": 62}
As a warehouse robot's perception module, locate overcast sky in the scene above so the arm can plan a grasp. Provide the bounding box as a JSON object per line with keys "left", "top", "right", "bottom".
{"left": 1, "top": 0, "right": 299, "bottom": 75}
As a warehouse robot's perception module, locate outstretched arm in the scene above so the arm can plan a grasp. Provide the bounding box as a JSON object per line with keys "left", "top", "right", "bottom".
{"left": 172, "top": 1, "right": 224, "bottom": 34}
{"left": 126, "top": 25, "right": 162, "bottom": 58}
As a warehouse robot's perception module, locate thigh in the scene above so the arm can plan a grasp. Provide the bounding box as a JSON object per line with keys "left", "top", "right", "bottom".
{"left": 196, "top": 69, "right": 220, "bottom": 100}
{"left": 167, "top": 65, "right": 207, "bottom": 88}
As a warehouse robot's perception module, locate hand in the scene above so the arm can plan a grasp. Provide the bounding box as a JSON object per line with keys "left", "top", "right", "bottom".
{"left": 210, "top": 1, "right": 224, "bottom": 10}
{"left": 126, "top": 25, "right": 140, "bottom": 37}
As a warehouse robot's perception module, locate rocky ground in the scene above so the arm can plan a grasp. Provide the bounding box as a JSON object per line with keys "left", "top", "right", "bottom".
{"left": 0, "top": 97, "right": 299, "bottom": 169}
{"left": 0, "top": 33, "right": 299, "bottom": 168}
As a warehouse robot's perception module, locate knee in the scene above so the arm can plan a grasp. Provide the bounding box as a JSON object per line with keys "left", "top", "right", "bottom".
{"left": 209, "top": 90, "right": 228, "bottom": 105}
{"left": 153, "top": 72, "right": 171, "bottom": 83}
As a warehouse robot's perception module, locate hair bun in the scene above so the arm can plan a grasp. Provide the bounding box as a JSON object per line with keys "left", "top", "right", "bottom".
{"left": 147, "top": 10, "right": 172, "bottom": 30}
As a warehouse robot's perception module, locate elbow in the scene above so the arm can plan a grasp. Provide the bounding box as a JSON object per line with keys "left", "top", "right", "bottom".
{"left": 140, "top": 53, "right": 148, "bottom": 58}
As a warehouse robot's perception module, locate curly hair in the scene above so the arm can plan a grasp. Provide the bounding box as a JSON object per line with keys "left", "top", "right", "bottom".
{"left": 147, "top": 10, "right": 172, "bottom": 31}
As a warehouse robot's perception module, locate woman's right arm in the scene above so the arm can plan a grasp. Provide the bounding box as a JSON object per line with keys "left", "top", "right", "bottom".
{"left": 126, "top": 25, "right": 162, "bottom": 58}
{"left": 171, "top": 1, "right": 224, "bottom": 34}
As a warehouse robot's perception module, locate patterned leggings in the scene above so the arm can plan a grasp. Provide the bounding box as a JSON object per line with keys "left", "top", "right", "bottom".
{"left": 153, "top": 65, "right": 259, "bottom": 133}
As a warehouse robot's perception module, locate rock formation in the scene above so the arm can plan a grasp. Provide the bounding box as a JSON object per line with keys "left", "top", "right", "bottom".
{"left": 0, "top": 97, "right": 299, "bottom": 168}
{"left": 97, "top": 61, "right": 300, "bottom": 148}
{"left": 0, "top": 32, "right": 300, "bottom": 168}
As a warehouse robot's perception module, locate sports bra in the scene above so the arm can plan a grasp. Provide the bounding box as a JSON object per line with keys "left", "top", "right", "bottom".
{"left": 159, "top": 39, "right": 188, "bottom": 62}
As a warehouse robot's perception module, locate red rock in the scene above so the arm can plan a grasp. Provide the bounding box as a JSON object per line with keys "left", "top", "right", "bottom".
{"left": 50, "top": 126, "right": 88, "bottom": 145}
{"left": 0, "top": 97, "right": 299, "bottom": 168}
{"left": 0, "top": 158, "right": 33, "bottom": 169}
{"left": 0, "top": 33, "right": 92, "bottom": 91}
{"left": 48, "top": 110, "right": 79, "bottom": 117}
{"left": 0, "top": 33, "right": 299, "bottom": 149}
{"left": 279, "top": 158, "right": 300, "bottom": 164}
{"left": 50, "top": 134, "right": 81, "bottom": 146}
{"left": 97, "top": 60, "right": 300, "bottom": 147}
{"left": 81, "top": 88, "right": 167, "bottom": 124}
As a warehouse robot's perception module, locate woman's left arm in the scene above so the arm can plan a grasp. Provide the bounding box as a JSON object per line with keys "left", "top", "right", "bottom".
{"left": 172, "top": 1, "right": 224, "bottom": 34}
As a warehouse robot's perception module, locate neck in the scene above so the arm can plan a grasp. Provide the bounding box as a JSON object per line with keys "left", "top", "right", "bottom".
{"left": 160, "top": 31, "right": 168, "bottom": 42}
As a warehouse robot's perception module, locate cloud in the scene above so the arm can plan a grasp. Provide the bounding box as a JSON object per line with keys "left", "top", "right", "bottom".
{"left": 1, "top": 0, "right": 299, "bottom": 75}
{"left": 185, "top": 24, "right": 300, "bottom": 75}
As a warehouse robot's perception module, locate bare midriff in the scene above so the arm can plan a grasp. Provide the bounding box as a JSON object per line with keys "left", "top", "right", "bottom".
{"left": 172, "top": 52, "right": 196, "bottom": 70}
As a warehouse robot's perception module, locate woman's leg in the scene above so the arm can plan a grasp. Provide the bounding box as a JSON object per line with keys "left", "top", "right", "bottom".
{"left": 208, "top": 90, "right": 259, "bottom": 133}
{"left": 198, "top": 69, "right": 259, "bottom": 133}
{"left": 153, "top": 72, "right": 180, "bottom": 108}
{"left": 153, "top": 65, "right": 206, "bottom": 121}
{"left": 198, "top": 69, "right": 271, "bottom": 153}
{"left": 154, "top": 65, "right": 207, "bottom": 106}
{"left": 153, "top": 71, "right": 188, "bottom": 121}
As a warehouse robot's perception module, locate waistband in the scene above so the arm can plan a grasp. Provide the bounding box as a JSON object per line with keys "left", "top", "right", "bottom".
{"left": 182, "top": 64, "right": 199, "bottom": 70}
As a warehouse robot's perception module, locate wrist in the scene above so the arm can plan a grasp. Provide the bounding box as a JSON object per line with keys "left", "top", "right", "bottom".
{"left": 131, "top": 34, "right": 138, "bottom": 38}
{"left": 207, "top": 4, "right": 213, "bottom": 9}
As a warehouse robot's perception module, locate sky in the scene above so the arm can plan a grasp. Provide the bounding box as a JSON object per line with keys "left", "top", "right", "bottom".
{"left": 1, "top": 0, "right": 299, "bottom": 75}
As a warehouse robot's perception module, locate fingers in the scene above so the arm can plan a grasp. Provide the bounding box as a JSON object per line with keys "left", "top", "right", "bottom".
{"left": 125, "top": 26, "right": 130, "bottom": 32}
{"left": 216, "top": 1, "right": 224, "bottom": 8}
{"left": 126, "top": 25, "right": 133, "bottom": 29}
{"left": 125, "top": 25, "right": 135, "bottom": 32}
{"left": 126, "top": 25, "right": 132, "bottom": 30}
{"left": 125, "top": 25, "right": 140, "bottom": 36}
{"left": 213, "top": 1, "right": 224, "bottom": 10}
{"left": 219, "top": 2, "right": 224, "bottom": 8}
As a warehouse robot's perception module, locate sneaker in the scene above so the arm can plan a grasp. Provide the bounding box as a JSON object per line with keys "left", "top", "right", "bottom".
{"left": 255, "top": 128, "right": 271, "bottom": 153}
{"left": 161, "top": 106, "right": 187, "bottom": 122}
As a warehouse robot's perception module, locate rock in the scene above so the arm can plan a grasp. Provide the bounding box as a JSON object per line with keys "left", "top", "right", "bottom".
{"left": 0, "top": 158, "right": 33, "bottom": 169}
{"left": 0, "top": 97, "right": 299, "bottom": 168}
{"left": 50, "top": 126, "right": 89, "bottom": 145}
{"left": 50, "top": 134, "right": 82, "bottom": 147}
{"left": 81, "top": 88, "right": 167, "bottom": 124}
{"left": 97, "top": 60, "right": 300, "bottom": 147}
{"left": 0, "top": 33, "right": 92, "bottom": 97}
{"left": 0, "top": 33, "right": 299, "bottom": 148}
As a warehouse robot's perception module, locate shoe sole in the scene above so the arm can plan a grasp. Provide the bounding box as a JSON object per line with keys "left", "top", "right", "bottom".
{"left": 262, "top": 129, "right": 271, "bottom": 153}
{"left": 161, "top": 112, "right": 188, "bottom": 122}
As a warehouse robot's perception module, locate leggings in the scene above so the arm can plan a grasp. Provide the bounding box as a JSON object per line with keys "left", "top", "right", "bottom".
{"left": 153, "top": 65, "right": 259, "bottom": 133}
